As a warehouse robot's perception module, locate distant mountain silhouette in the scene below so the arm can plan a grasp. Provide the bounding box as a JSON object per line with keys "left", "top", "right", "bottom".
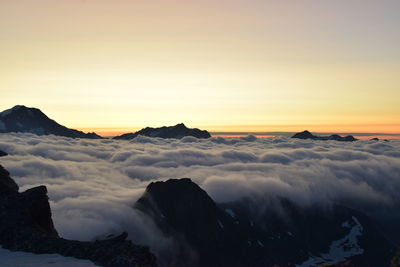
{"left": 135, "top": 178, "right": 395, "bottom": 267}
{"left": 0, "top": 105, "right": 102, "bottom": 139}
{"left": 113, "top": 123, "right": 211, "bottom": 140}
{"left": 292, "top": 130, "right": 357, "bottom": 142}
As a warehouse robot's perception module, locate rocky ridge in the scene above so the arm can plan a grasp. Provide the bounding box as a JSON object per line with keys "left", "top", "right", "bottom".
{"left": 113, "top": 123, "right": 211, "bottom": 140}
{"left": 135, "top": 178, "right": 395, "bottom": 267}
{"left": 292, "top": 130, "right": 357, "bottom": 142}
{"left": 0, "top": 164, "right": 157, "bottom": 267}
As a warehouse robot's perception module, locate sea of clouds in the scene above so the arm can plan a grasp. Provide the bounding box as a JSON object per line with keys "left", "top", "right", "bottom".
{"left": 0, "top": 133, "right": 399, "bottom": 251}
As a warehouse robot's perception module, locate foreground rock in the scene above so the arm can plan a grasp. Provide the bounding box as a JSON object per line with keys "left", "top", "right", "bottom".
{"left": 292, "top": 130, "right": 357, "bottom": 142}
{"left": 0, "top": 105, "right": 102, "bottom": 139}
{"left": 113, "top": 123, "right": 211, "bottom": 140}
{"left": 0, "top": 165, "right": 157, "bottom": 267}
{"left": 135, "top": 178, "right": 395, "bottom": 267}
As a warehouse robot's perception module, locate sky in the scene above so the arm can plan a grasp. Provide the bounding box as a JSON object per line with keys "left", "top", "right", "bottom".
{"left": 1, "top": 0, "right": 399, "bottom": 135}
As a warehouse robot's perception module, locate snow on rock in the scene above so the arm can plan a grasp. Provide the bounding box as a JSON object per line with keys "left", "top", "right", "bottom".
{"left": 225, "top": 208, "right": 236, "bottom": 218}
{"left": 296, "top": 216, "right": 364, "bottom": 267}
{"left": 0, "top": 246, "right": 98, "bottom": 267}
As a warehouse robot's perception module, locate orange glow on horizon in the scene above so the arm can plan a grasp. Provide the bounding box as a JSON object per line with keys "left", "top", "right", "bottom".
{"left": 78, "top": 124, "right": 400, "bottom": 137}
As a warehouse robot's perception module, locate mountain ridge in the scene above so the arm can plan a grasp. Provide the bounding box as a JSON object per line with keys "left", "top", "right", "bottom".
{"left": 135, "top": 178, "right": 396, "bottom": 267}
{"left": 113, "top": 123, "right": 211, "bottom": 140}
{"left": 0, "top": 105, "right": 102, "bottom": 139}
{"left": 0, "top": 164, "right": 157, "bottom": 267}
{"left": 292, "top": 130, "right": 358, "bottom": 142}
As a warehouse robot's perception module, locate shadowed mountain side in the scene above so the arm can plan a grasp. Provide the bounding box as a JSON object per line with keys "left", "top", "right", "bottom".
{"left": 0, "top": 105, "right": 102, "bottom": 139}
{"left": 0, "top": 165, "right": 157, "bottom": 267}
{"left": 292, "top": 130, "right": 357, "bottom": 142}
{"left": 135, "top": 178, "right": 395, "bottom": 267}
{"left": 113, "top": 123, "right": 211, "bottom": 140}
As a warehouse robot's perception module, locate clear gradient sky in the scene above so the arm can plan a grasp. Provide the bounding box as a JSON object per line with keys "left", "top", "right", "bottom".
{"left": 1, "top": 0, "right": 399, "bottom": 135}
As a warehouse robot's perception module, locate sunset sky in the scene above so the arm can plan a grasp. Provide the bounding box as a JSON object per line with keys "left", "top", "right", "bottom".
{"left": 1, "top": 0, "right": 399, "bottom": 135}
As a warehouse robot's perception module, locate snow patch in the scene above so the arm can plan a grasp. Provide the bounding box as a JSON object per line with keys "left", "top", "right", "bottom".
{"left": 225, "top": 208, "right": 236, "bottom": 218}
{"left": 0, "top": 246, "right": 98, "bottom": 267}
{"left": 296, "top": 216, "right": 364, "bottom": 267}
{"left": 341, "top": 221, "right": 351, "bottom": 228}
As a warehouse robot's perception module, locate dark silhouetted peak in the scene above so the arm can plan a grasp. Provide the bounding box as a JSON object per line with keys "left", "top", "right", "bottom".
{"left": 0, "top": 105, "right": 102, "bottom": 139}
{"left": 292, "top": 130, "right": 357, "bottom": 142}
{"left": 114, "top": 123, "right": 211, "bottom": 140}
{"left": 0, "top": 150, "right": 7, "bottom": 157}
{"left": 342, "top": 135, "right": 357, "bottom": 142}
{"left": 0, "top": 165, "right": 19, "bottom": 194}
{"left": 135, "top": 178, "right": 394, "bottom": 267}
{"left": 291, "top": 130, "right": 317, "bottom": 139}
{"left": 371, "top": 137, "right": 380, "bottom": 141}
{"left": 0, "top": 165, "right": 157, "bottom": 267}
{"left": 136, "top": 178, "right": 218, "bottom": 230}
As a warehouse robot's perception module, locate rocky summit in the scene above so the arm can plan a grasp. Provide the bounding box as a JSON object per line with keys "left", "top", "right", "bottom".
{"left": 292, "top": 130, "right": 357, "bottom": 142}
{"left": 135, "top": 178, "right": 395, "bottom": 267}
{"left": 0, "top": 105, "right": 102, "bottom": 139}
{"left": 0, "top": 164, "right": 157, "bottom": 267}
{"left": 113, "top": 123, "right": 211, "bottom": 140}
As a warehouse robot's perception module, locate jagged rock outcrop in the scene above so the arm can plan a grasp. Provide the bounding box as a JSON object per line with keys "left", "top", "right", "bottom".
{"left": 0, "top": 105, "right": 102, "bottom": 139}
{"left": 113, "top": 123, "right": 211, "bottom": 140}
{"left": 391, "top": 249, "right": 400, "bottom": 267}
{"left": 135, "top": 178, "right": 395, "bottom": 267}
{"left": 0, "top": 164, "right": 157, "bottom": 267}
{"left": 292, "top": 130, "right": 357, "bottom": 142}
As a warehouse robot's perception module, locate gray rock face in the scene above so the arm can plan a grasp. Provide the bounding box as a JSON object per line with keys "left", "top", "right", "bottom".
{"left": 292, "top": 130, "right": 357, "bottom": 142}
{"left": 0, "top": 164, "right": 157, "bottom": 267}
{"left": 0, "top": 105, "right": 102, "bottom": 139}
{"left": 113, "top": 123, "right": 211, "bottom": 140}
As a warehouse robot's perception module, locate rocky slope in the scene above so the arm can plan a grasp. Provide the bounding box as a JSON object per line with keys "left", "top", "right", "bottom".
{"left": 292, "top": 130, "right": 357, "bottom": 142}
{"left": 135, "top": 178, "right": 395, "bottom": 267}
{"left": 0, "top": 150, "right": 7, "bottom": 157}
{"left": 0, "top": 105, "right": 102, "bottom": 139}
{"left": 113, "top": 123, "right": 211, "bottom": 140}
{"left": 0, "top": 164, "right": 157, "bottom": 267}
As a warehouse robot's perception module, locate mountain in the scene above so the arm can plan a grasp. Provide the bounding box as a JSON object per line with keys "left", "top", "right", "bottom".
{"left": 0, "top": 150, "right": 7, "bottom": 157}
{"left": 292, "top": 130, "right": 357, "bottom": 142}
{"left": 0, "top": 164, "right": 157, "bottom": 267}
{"left": 135, "top": 178, "right": 395, "bottom": 267}
{"left": 113, "top": 123, "right": 211, "bottom": 140}
{"left": 0, "top": 105, "right": 102, "bottom": 139}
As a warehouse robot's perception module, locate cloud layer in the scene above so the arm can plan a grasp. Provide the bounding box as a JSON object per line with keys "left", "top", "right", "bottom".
{"left": 0, "top": 133, "right": 399, "bottom": 250}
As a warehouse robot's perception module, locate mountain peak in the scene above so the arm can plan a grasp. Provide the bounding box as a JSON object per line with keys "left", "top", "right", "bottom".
{"left": 0, "top": 105, "right": 102, "bottom": 139}
{"left": 114, "top": 123, "right": 211, "bottom": 140}
{"left": 0, "top": 105, "right": 30, "bottom": 117}
{"left": 292, "top": 130, "right": 357, "bottom": 142}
